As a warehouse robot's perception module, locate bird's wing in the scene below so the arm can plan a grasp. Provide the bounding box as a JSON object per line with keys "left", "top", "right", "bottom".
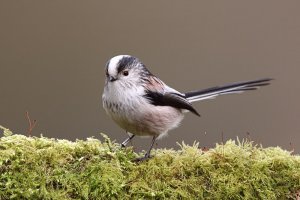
{"left": 143, "top": 90, "right": 200, "bottom": 116}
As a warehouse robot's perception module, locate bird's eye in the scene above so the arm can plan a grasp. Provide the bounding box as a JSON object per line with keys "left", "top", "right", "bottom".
{"left": 123, "top": 70, "right": 129, "bottom": 76}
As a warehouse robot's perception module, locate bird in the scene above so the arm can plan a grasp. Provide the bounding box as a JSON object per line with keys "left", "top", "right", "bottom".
{"left": 102, "top": 55, "right": 272, "bottom": 161}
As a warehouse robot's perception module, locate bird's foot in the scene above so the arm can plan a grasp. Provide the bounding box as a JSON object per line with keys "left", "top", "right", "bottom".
{"left": 133, "top": 153, "right": 152, "bottom": 162}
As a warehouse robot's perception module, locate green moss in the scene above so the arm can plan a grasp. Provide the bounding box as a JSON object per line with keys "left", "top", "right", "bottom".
{"left": 0, "top": 126, "right": 299, "bottom": 199}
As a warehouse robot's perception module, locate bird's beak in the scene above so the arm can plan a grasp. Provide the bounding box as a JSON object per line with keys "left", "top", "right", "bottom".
{"left": 108, "top": 75, "right": 117, "bottom": 82}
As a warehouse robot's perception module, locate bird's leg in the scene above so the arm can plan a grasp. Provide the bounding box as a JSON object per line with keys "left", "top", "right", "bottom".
{"left": 121, "top": 132, "right": 135, "bottom": 147}
{"left": 144, "top": 136, "right": 157, "bottom": 158}
{"left": 134, "top": 136, "right": 157, "bottom": 162}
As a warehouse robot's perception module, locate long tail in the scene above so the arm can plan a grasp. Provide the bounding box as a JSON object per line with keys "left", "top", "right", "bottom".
{"left": 185, "top": 78, "right": 272, "bottom": 103}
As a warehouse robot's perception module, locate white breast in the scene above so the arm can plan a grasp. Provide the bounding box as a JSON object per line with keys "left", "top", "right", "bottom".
{"left": 102, "top": 83, "right": 184, "bottom": 137}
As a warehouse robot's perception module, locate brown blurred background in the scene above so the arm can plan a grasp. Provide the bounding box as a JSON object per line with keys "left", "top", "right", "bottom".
{"left": 0, "top": 1, "right": 299, "bottom": 152}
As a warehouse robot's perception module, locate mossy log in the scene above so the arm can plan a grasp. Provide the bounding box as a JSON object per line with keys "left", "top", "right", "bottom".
{"left": 0, "top": 126, "right": 299, "bottom": 199}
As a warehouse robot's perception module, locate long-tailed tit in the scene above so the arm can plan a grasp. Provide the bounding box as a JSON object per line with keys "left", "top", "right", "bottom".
{"left": 102, "top": 55, "right": 272, "bottom": 161}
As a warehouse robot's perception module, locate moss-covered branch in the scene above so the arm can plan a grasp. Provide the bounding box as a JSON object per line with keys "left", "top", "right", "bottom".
{"left": 0, "top": 126, "right": 299, "bottom": 199}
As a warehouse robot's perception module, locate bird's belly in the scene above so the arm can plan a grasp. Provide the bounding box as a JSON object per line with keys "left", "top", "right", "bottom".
{"left": 104, "top": 100, "right": 184, "bottom": 136}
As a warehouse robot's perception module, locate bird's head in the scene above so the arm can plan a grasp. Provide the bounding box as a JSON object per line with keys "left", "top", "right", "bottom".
{"left": 105, "top": 55, "right": 151, "bottom": 86}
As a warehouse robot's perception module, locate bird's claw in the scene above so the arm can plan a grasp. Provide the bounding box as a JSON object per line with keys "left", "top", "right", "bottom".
{"left": 133, "top": 153, "right": 152, "bottom": 162}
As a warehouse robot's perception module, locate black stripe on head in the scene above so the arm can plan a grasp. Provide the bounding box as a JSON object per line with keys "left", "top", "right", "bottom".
{"left": 105, "top": 59, "right": 110, "bottom": 69}
{"left": 105, "top": 60, "right": 110, "bottom": 76}
{"left": 117, "top": 56, "right": 136, "bottom": 73}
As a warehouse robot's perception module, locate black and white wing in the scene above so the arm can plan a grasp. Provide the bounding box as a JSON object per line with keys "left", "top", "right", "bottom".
{"left": 144, "top": 90, "right": 200, "bottom": 116}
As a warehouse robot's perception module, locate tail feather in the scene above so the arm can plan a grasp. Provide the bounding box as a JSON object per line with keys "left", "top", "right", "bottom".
{"left": 185, "top": 78, "right": 272, "bottom": 102}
